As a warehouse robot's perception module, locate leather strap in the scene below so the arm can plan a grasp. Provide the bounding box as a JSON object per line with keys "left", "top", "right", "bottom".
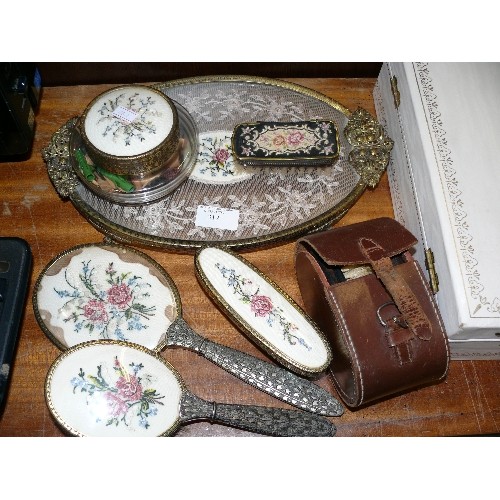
{"left": 359, "top": 237, "right": 432, "bottom": 342}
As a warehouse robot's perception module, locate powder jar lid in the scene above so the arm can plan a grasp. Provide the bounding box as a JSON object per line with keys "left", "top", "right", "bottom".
{"left": 80, "top": 85, "right": 179, "bottom": 176}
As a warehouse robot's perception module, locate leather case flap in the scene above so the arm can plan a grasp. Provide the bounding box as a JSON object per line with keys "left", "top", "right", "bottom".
{"left": 297, "top": 217, "right": 417, "bottom": 265}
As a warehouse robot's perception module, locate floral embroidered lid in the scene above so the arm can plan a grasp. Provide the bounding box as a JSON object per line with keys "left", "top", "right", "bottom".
{"left": 195, "top": 246, "right": 332, "bottom": 376}
{"left": 232, "top": 120, "right": 339, "bottom": 167}
{"left": 80, "top": 85, "right": 180, "bottom": 176}
{"left": 33, "top": 243, "right": 181, "bottom": 351}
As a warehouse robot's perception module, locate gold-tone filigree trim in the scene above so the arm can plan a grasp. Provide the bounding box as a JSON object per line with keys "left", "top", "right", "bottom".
{"left": 41, "top": 117, "right": 79, "bottom": 199}
{"left": 344, "top": 107, "right": 394, "bottom": 188}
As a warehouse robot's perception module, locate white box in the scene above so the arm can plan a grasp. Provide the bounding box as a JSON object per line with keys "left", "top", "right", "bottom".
{"left": 373, "top": 62, "right": 500, "bottom": 359}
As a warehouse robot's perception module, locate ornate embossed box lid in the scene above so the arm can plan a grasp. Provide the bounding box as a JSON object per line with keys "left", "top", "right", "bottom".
{"left": 373, "top": 62, "right": 500, "bottom": 359}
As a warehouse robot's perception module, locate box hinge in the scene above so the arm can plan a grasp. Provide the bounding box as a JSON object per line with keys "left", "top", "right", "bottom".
{"left": 424, "top": 248, "right": 439, "bottom": 294}
{"left": 390, "top": 76, "right": 400, "bottom": 109}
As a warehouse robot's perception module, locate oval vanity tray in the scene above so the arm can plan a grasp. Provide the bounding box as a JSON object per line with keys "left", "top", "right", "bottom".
{"left": 42, "top": 75, "right": 393, "bottom": 251}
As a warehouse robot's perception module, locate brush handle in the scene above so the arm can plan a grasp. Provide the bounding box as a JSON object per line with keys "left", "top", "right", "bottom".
{"left": 179, "top": 392, "right": 336, "bottom": 437}
{"left": 167, "top": 317, "right": 343, "bottom": 417}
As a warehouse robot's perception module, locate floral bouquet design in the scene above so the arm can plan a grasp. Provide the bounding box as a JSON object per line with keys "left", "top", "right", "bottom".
{"left": 71, "top": 356, "right": 164, "bottom": 429}
{"left": 54, "top": 258, "right": 156, "bottom": 341}
{"left": 215, "top": 263, "right": 311, "bottom": 351}
{"left": 198, "top": 134, "right": 235, "bottom": 177}
{"left": 96, "top": 92, "right": 161, "bottom": 147}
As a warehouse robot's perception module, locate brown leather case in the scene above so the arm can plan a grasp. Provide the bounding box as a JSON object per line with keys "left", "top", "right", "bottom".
{"left": 295, "top": 217, "right": 450, "bottom": 408}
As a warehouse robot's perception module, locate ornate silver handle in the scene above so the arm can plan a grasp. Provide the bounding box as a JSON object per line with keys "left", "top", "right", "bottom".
{"left": 180, "top": 392, "right": 336, "bottom": 437}
{"left": 167, "top": 318, "right": 343, "bottom": 417}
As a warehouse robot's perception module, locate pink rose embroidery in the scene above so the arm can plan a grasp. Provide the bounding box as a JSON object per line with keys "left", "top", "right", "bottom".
{"left": 250, "top": 295, "right": 273, "bottom": 317}
{"left": 105, "top": 392, "right": 129, "bottom": 417}
{"left": 213, "top": 148, "right": 230, "bottom": 164}
{"left": 71, "top": 356, "right": 165, "bottom": 429}
{"left": 287, "top": 131, "right": 304, "bottom": 146}
{"left": 83, "top": 299, "right": 108, "bottom": 323}
{"left": 216, "top": 263, "right": 312, "bottom": 351}
{"left": 116, "top": 374, "right": 143, "bottom": 402}
{"left": 107, "top": 283, "right": 132, "bottom": 309}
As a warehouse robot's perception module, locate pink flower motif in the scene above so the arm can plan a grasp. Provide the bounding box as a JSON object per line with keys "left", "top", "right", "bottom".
{"left": 105, "top": 392, "right": 129, "bottom": 417}
{"left": 107, "top": 283, "right": 132, "bottom": 309}
{"left": 287, "top": 131, "right": 304, "bottom": 146}
{"left": 83, "top": 299, "right": 108, "bottom": 323}
{"left": 250, "top": 295, "right": 273, "bottom": 317}
{"left": 213, "top": 148, "right": 230, "bottom": 164}
{"left": 116, "top": 374, "right": 143, "bottom": 402}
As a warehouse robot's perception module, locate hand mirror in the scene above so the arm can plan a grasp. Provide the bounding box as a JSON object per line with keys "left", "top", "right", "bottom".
{"left": 45, "top": 341, "right": 337, "bottom": 437}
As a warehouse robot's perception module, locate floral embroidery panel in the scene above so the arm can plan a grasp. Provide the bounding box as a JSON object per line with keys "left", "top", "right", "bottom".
{"left": 189, "top": 131, "right": 256, "bottom": 184}
{"left": 233, "top": 121, "right": 338, "bottom": 160}
{"left": 36, "top": 246, "right": 177, "bottom": 349}
{"left": 215, "top": 263, "right": 312, "bottom": 351}
{"left": 83, "top": 87, "right": 175, "bottom": 156}
{"left": 47, "top": 343, "right": 182, "bottom": 436}
{"left": 197, "top": 247, "right": 330, "bottom": 371}
{"left": 95, "top": 92, "right": 161, "bottom": 147}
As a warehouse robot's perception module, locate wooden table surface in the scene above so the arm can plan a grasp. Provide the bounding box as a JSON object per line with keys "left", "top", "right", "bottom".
{"left": 0, "top": 77, "right": 498, "bottom": 438}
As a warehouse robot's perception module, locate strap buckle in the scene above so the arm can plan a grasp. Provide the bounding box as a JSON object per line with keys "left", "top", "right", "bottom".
{"left": 376, "top": 301, "right": 408, "bottom": 329}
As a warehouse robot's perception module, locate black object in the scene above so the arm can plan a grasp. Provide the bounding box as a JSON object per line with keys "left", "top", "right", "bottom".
{"left": 232, "top": 120, "right": 339, "bottom": 167}
{"left": 0, "top": 63, "right": 42, "bottom": 161}
{"left": 0, "top": 237, "right": 32, "bottom": 412}
{"left": 36, "top": 62, "right": 383, "bottom": 86}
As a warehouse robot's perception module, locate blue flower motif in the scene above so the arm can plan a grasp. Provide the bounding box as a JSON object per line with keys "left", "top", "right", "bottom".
{"left": 70, "top": 376, "right": 84, "bottom": 389}
{"left": 138, "top": 417, "right": 150, "bottom": 429}
{"left": 298, "top": 338, "right": 312, "bottom": 351}
{"left": 115, "top": 328, "right": 125, "bottom": 340}
{"left": 129, "top": 362, "right": 144, "bottom": 375}
{"left": 128, "top": 317, "right": 146, "bottom": 331}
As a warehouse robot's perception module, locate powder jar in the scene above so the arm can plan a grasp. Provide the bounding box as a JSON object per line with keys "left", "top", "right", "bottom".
{"left": 80, "top": 85, "right": 179, "bottom": 176}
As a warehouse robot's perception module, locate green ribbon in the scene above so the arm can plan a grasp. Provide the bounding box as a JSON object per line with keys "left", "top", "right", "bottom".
{"left": 75, "top": 150, "right": 95, "bottom": 181}
{"left": 74, "top": 149, "right": 135, "bottom": 193}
